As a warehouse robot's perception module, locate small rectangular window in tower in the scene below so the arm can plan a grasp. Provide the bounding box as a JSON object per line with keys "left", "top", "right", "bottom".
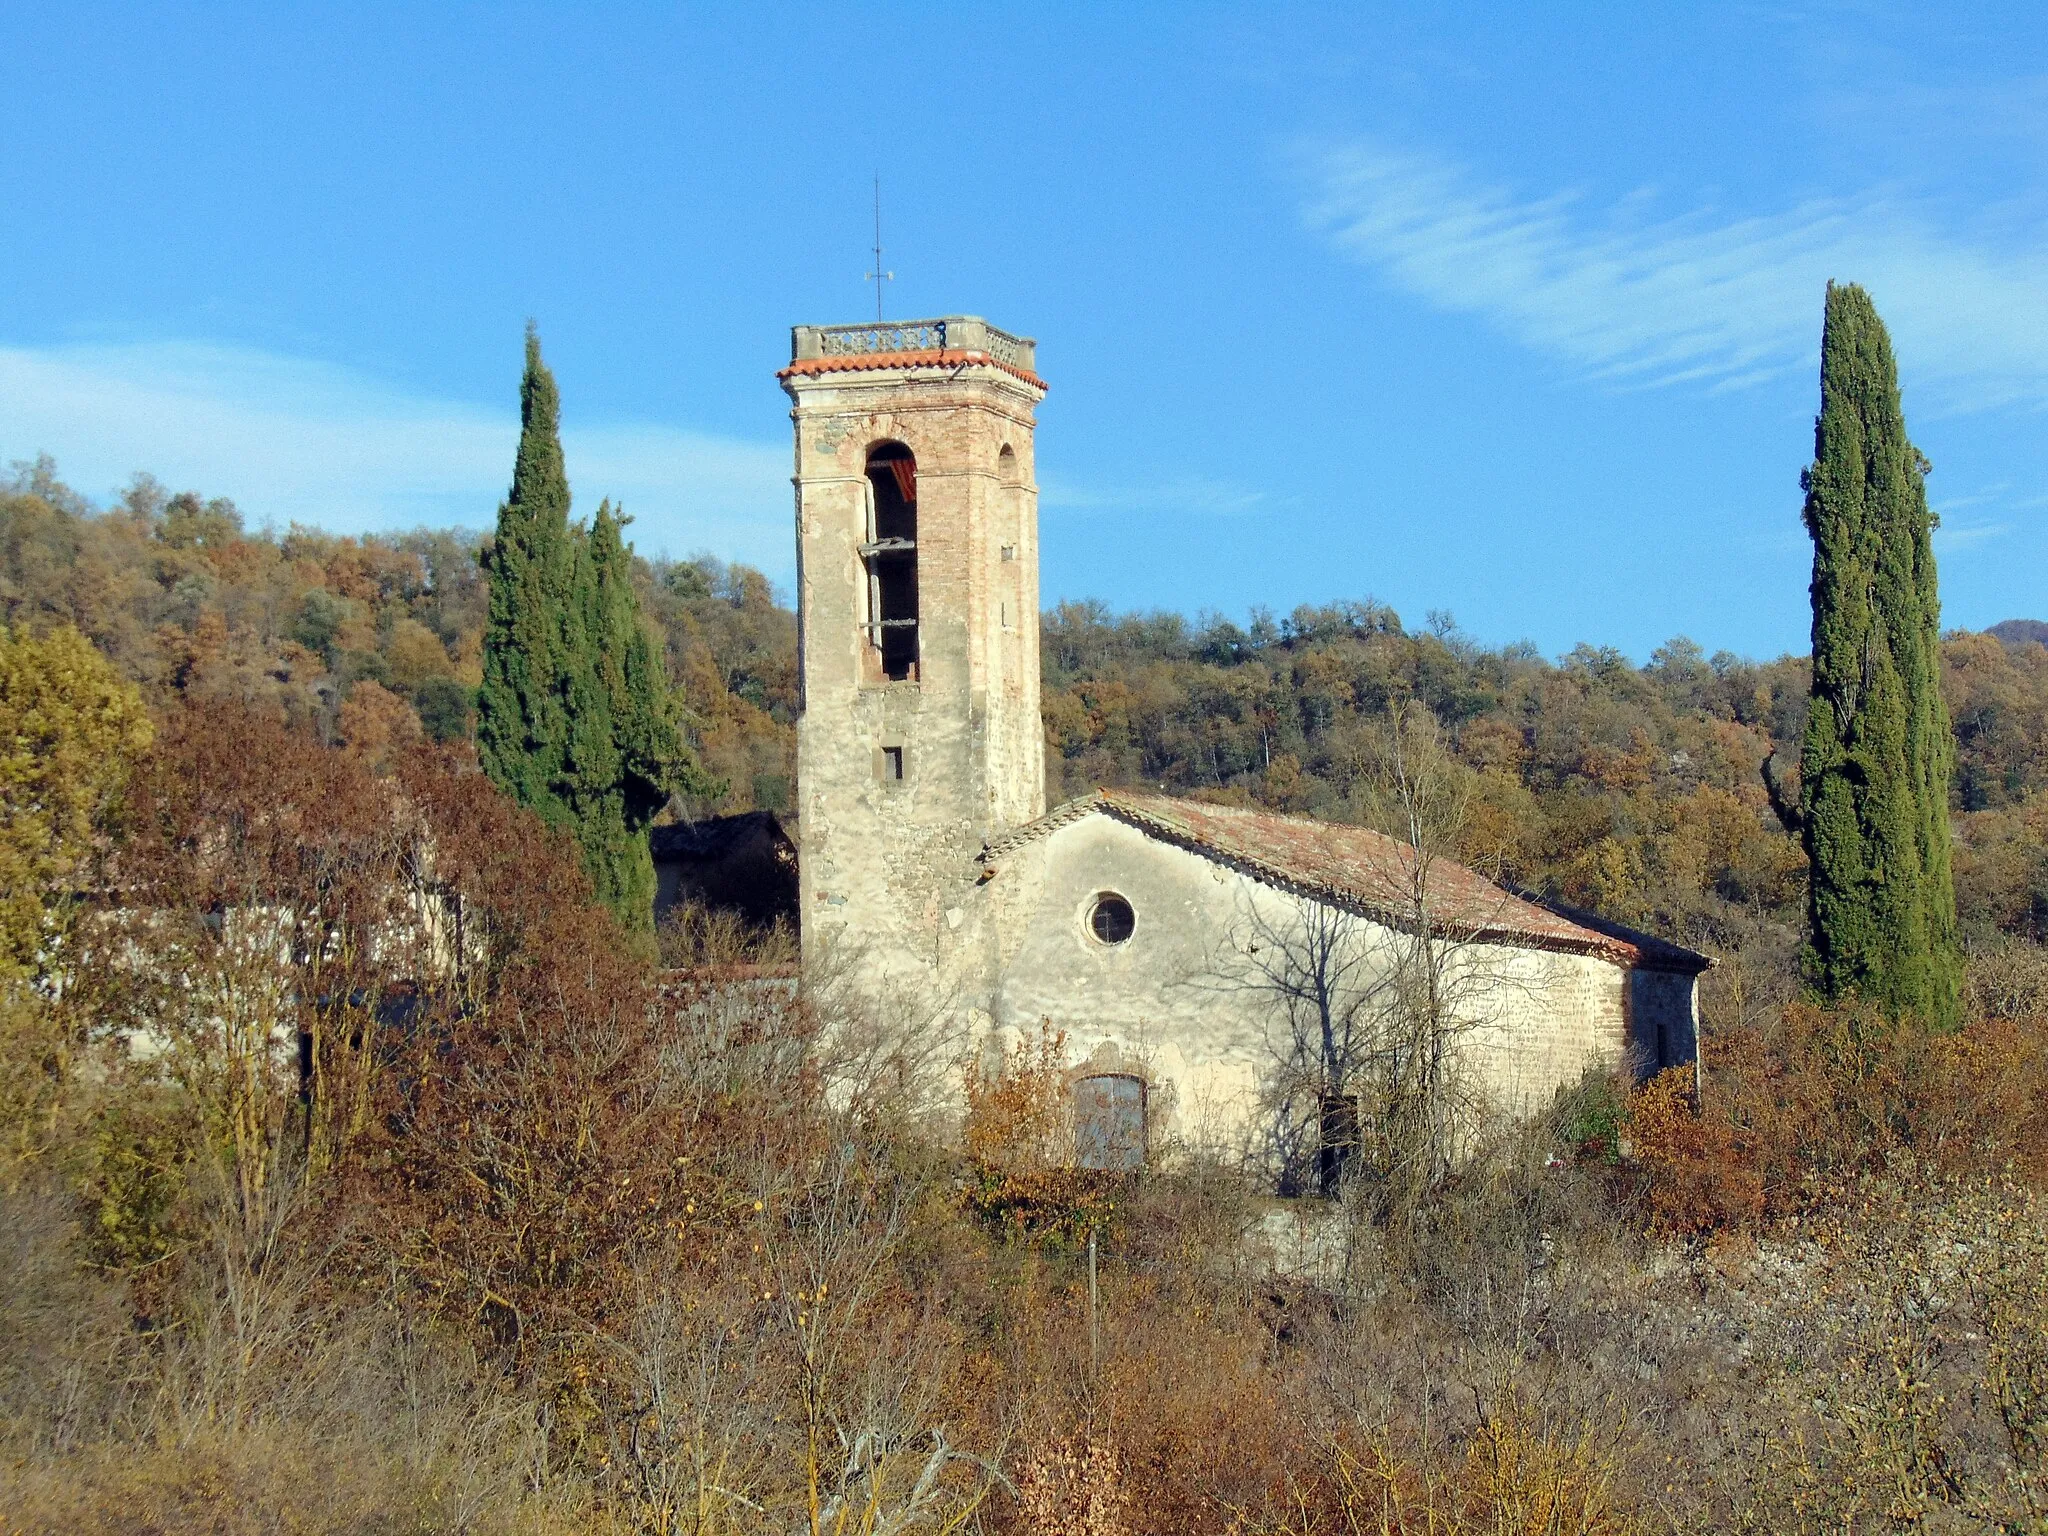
{"left": 880, "top": 745, "right": 904, "bottom": 782}
{"left": 1000, "top": 543, "right": 1016, "bottom": 561}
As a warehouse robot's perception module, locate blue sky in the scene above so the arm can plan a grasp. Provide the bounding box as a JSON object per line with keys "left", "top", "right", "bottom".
{"left": 5, "top": 4, "right": 2045, "bottom": 660}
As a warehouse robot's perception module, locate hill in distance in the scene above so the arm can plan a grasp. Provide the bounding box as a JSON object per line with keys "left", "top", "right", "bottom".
{"left": 1989, "top": 619, "right": 2048, "bottom": 649}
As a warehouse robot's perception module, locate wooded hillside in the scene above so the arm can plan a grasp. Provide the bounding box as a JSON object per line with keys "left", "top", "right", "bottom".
{"left": 0, "top": 455, "right": 800, "bottom": 816}
{"left": 10, "top": 452, "right": 2047, "bottom": 975}
{"left": 7, "top": 454, "right": 2048, "bottom": 1533}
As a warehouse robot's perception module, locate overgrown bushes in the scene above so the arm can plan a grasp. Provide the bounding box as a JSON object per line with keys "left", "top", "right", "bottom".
{"left": 9, "top": 696, "right": 2048, "bottom": 1533}
{"left": 1625, "top": 994, "right": 2048, "bottom": 1237}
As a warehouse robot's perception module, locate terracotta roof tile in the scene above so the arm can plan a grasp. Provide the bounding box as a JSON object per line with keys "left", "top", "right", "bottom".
{"left": 984, "top": 790, "right": 1709, "bottom": 971}
{"left": 778, "top": 348, "right": 1048, "bottom": 391}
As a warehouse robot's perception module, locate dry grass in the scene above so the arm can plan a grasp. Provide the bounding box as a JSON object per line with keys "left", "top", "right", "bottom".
{"left": 0, "top": 1434, "right": 590, "bottom": 1536}
{"left": 657, "top": 900, "right": 798, "bottom": 972}
{"left": 10, "top": 700, "right": 2048, "bottom": 1534}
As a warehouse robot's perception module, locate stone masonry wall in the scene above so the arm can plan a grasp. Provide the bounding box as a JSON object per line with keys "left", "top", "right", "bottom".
{"left": 967, "top": 814, "right": 1636, "bottom": 1172}
{"left": 785, "top": 356, "right": 1045, "bottom": 1003}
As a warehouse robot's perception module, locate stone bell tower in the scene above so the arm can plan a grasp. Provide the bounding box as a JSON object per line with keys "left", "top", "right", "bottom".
{"left": 780, "top": 317, "right": 1047, "bottom": 987}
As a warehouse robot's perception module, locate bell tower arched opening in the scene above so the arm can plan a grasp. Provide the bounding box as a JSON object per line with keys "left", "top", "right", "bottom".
{"left": 782, "top": 314, "right": 1047, "bottom": 990}
{"left": 864, "top": 442, "right": 918, "bottom": 682}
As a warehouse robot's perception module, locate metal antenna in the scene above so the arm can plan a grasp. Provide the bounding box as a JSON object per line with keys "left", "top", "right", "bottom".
{"left": 864, "top": 175, "right": 893, "bottom": 322}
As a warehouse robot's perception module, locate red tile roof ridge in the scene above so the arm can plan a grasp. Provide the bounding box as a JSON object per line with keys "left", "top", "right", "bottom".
{"left": 983, "top": 789, "right": 1705, "bottom": 968}
{"left": 778, "top": 348, "right": 1048, "bottom": 391}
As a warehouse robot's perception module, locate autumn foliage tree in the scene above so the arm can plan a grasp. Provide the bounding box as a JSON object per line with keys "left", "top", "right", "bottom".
{"left": 0, "top": 623, "right": 152, "bottom": 982}
{"left": 337, "top": 752, "right": 703, "bottom": 1353}
{"left": 86, "top": 702, "right": 425, "bottom": 1206}
{"left": 0, "top": 621, "right": 152, "bottom": 1175}
{"left": 71, "top": 702, "right": 811, "bottom": 1418}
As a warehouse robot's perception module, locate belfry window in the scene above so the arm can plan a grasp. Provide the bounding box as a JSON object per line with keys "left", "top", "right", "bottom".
{"left": 863, "top": 443, "right": 918, "bottom": 681}
{"left": 997, "top": 445, "right": 1023, "bottom": 642}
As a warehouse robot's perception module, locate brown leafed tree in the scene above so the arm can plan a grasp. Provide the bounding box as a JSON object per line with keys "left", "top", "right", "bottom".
{"left": 334, "top": 753, "right": 823, "bottom": 1402}
{"left": 92, "top": 701, "right": 419, "bottom": 1194}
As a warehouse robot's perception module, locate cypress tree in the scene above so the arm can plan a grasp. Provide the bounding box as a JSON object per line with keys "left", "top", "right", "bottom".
{"left": 563, "top": 501, "right": 717, "bottom": 939}
{"left": 587, "top": 499, "right": 712, "bottom": 822}
{"left": 1798, "top": 282, "right": 1962, "bottom": 1029}
{"left": 477, "top": 324, "right": 579, "bottom": 833}
{"left": 480, "top": 330, "right": 719, "bottom": 943}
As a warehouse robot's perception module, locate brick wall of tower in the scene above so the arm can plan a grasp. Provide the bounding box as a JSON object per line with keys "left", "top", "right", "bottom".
{"left": 784, "top": 353, "right": 1045, "bottom": 1001}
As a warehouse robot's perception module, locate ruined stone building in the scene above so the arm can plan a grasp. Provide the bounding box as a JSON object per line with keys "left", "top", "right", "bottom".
{"left": 651, "top": 810, "right": 796, "bottom": 931}
{"left": 779, "top": 315, "right": 1706, "bottom": 1184}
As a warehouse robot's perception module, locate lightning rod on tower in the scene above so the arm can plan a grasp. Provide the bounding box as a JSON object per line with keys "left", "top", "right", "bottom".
{"left": 865, "top": 175, "right": 893, "bottom": 322}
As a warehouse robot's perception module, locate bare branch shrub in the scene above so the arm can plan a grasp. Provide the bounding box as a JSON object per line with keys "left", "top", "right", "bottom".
{"left": 802, "top": 933, "right": 964, "bottom": 1132}
{"left": 1965, "top": 936, "right": 2048, "bottom": 1022}
{"left": 1715, "top": 1171, "right": 2048, "bottom": 1532}
{"left": 1216, "top": 701, "right": 1527, "bottom": 1235}
{"left": 0, "top": 1183, "right": 132, "bottom": 1456}
{"left": 660, "top": 898, "right": 799, "bottom": 972}
{"left": 597, "top": 1266, "right": 779, "bottom": 1536}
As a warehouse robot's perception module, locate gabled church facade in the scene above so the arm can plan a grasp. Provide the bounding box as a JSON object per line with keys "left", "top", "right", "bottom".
{"left": 780, "top": 317, "right": 1705, "bottom": 1179}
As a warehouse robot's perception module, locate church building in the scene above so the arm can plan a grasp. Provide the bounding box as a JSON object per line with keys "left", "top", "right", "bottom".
{"left": 779, "top": 316, "right": 1706, "bottom": 1182}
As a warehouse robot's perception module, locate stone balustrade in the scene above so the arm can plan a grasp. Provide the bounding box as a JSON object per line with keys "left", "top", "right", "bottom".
{"left": 790, "top": 316, "right": 1035, "bottom": 373}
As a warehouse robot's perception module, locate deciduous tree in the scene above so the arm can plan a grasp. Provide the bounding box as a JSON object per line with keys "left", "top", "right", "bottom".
{"left": 0, "top": 623, "right": 152, "bottom": 982}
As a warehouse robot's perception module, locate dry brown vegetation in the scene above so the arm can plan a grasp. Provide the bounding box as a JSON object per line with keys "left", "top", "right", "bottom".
{"left": 7, "top": 463, "right": 2048, "bottom": 1532}
{"left": 6, "top": 703, "right": 2047, "bottom": 1535}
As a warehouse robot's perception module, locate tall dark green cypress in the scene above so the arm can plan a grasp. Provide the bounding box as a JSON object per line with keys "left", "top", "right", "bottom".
{"left": 586, "top": 500, "right": 709, "bottom": 825}
{"left": 477, "top": 324, "right": 579, "bottom": 834}
{"left": 480, "top": 331, "right": 716, "bottom": 943}
{"left": 565, "top": 501, "right": 717, "bottom": 939}
{"left": 1798, "top": 282, "right": 1962, "bottom": 1029}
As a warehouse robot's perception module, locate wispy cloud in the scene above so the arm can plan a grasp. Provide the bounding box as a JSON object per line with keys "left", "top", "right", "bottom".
{"left": 0, "top": 340, "right": 792, "bottom": 576}
{"left": 1933, "top": 519, "right": 2012, "bottom": 552}
{"left": 1933, "top": 483, "right": 2033, "bottom": 553}
{"left": 1303, "top": 142, "right": 2048, "bottom": 409}
{"left": 1041, "top": 475, "right": 1272, "bottom": 517}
